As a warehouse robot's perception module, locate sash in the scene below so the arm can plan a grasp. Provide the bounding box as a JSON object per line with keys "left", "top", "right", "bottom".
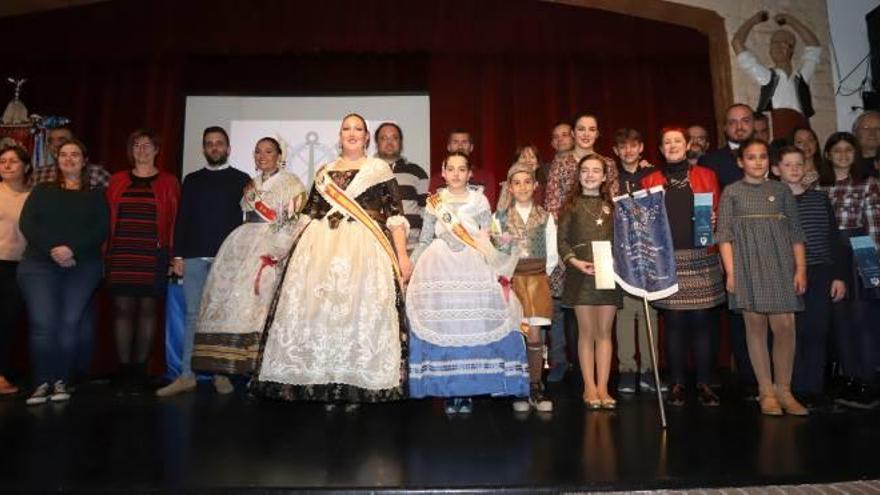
{"left": 247, "top": 172, "right": 283, "bottom": 223}
{"left": 314, "top": 167, "right": 403, "bottom": 286}
{"left": 427, "top": 191, "right": 519, "bottom": 281}
{"left": 253, "top": 200, "right": 277, "bottom": 223}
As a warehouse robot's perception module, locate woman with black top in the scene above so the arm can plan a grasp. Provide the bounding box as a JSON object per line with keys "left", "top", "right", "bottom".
{"left": 18, "top": 138, "right": 109, "bottom": 405}
{"left": 641, "top": 127, "right": 725, "bottom": 407}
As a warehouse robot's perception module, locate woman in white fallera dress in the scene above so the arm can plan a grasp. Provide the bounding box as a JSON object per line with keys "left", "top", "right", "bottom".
{"left": 191, "top": 137, "right": 307, "bottom": 378}
{"left": 252, "top": 114, "right": 413, "bottom": 407}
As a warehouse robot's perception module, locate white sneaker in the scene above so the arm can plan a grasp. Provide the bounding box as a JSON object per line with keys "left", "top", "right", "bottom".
{"left": 512, "top": 399, "right": 531, "bottom": 413}
{"left": 531, "top": 395, "right": 554, "bottom": 413}
{"left": 49, "top": 380, "right": 71, "bottom": 402}
{"left": 26, "top": 383, "right": 50, "bottom": 406}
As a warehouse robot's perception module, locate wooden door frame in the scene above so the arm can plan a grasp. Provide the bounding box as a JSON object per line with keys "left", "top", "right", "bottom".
{"left": 544, "top": 0, "right": 733, "bottom": 137}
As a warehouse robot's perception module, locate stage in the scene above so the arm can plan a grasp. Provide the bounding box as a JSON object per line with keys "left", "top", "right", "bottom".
{"left": 1, "top": 377, "right": 878, "bottom": 494}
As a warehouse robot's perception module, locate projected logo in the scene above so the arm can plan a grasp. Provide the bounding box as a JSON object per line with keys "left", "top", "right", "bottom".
{"left": 230, "top": 120, "right": 380, "bottom": 187}
{"left": 288, "top": 131, "right": 338, "bottom": 182}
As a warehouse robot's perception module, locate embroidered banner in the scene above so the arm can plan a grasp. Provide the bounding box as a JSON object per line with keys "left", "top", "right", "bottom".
{"left": 612, "top": 186, "right": 679, "bottom": 301}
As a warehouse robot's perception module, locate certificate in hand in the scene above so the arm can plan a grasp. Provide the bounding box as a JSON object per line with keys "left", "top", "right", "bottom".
{"left": 693, "top": 192, "right": 714, "bottom": 247}
{"left": 850, "top": 235, "right": 880, "bottom": 289}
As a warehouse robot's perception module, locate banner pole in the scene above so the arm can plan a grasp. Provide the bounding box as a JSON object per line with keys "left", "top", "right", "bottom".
{"left": 643, "top": 295, "right": 667, "bottom": 429}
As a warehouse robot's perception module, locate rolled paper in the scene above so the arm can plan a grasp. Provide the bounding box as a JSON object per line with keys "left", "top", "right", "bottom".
{"left": 592, "top": 240, "right": 616, "bottom": 290}
{"left": 850, "top": 235, "right": 880, "bottom": 289}
{"left": 693, "top": 192, "right": 714, "bottom": 247}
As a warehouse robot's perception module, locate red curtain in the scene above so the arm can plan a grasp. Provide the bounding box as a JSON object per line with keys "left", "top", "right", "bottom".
{"left": 0, "top": 0, "right": 717, "bottom": 375}
{"left": 1, "top": 0, "right": 716, "bottom": 177}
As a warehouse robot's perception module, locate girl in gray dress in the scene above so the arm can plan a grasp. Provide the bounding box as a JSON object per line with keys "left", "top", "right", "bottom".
{"left": 717, "top": 138, "right": 807, "bottom": 416}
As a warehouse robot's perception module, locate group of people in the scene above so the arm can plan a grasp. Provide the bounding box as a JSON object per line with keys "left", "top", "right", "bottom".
{"left": 0, "top": 104, "right": 878, "bottom": 418}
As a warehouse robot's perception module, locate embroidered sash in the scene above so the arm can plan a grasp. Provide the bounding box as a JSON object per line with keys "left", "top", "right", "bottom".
{"left": 427, "top": 191, "right": 519, "bottom": 280}
{"left": 314, "top": 165, "right": 403, "bottom": 286}
{"left": 253, "top": 200, "right": 278, "bottom": 223}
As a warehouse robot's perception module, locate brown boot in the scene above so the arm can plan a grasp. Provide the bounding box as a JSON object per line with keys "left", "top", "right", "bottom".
{"left": 759, "top": 387, "right": 783, "bottom": 416}
{"left": 776, "top": 386, "right": 808, "bottom": 416}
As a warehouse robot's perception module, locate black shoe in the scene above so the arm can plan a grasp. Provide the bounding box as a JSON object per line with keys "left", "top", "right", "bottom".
{"left": 835, "top": 380, "right": 880, "bottom": 409}
{"left": 667, "top": 383, "right": 685, "bottom": 407}
{"left": 800, "top": 393, "right": 835, "bottom": 413}
{"left": 617, "top": 372, "right": 637, "bottom": 394}
{"left": 114, "top": 364, "right": 134, "bottom": 397}
{"left": 697, "top": 383, "right": 720, "bottom": 407}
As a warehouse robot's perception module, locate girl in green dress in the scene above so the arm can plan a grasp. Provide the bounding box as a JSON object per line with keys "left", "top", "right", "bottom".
{"left": 558, "top": 155, "right": 622, "bottom": 410}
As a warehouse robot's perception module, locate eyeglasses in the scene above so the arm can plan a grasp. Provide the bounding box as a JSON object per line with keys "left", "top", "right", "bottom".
{"left": 857, "top": 127, "right": 880, "bottom": 134}
{"left": 132, "top": 143, "right": 155, "bottom": 150}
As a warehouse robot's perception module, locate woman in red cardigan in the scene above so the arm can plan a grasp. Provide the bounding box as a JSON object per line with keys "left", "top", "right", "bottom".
{"left": 641, "top": 127, "right": 724, "bottom": 408}
{"left": 106, "top": 128, "right": 180, "bottom": 394}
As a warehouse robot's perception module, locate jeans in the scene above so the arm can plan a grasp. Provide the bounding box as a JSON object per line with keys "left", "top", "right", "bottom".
{"left": 76, "top": 295, "right": 97, "bottom": 375}
{"left": 179, "top": 258, "right": 213, "bottom": 379}
{"left": 17, "top": 258, "right": 103, "bottom": 385}
{"left": 0, "top": 260, "right": 24, "bottom": 376}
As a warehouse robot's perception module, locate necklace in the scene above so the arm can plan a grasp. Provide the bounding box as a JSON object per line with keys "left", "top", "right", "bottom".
{"left": 667, "top": 173, "right": 689, "bottom": 190}
{"left": 582, "top": 196, "right": 610, "bottom": 226}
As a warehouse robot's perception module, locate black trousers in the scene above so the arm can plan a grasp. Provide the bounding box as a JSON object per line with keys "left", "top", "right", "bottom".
{"left": 727, "top": 309, "right": 756, "bottom": 386}
{"left": 792, "top": 263, "right": 833, "bottom": 395}
{"left": 663, "top": 307, "right": 719, "bottom": 386}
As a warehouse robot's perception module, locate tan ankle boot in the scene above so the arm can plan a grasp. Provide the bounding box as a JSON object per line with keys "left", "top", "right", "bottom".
{"left": 759, "top": 387, "right": 783, "bottom": 416}
{"left": 776, "top": 386, "right": 808, "bottom": 416}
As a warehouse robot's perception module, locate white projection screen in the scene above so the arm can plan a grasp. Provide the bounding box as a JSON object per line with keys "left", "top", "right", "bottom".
{"left": 181, "top": 95, "right": 430, "bottom": 187}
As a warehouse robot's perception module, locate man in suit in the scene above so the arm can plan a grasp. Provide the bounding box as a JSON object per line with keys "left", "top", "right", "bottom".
{"left": 699, "top": 103, "right": 757, "bottom": 399}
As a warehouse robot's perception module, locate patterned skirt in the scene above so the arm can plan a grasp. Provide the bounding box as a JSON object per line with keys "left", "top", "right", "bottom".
{"left": 652, "top": 248, "right": 725, "bottom": 311}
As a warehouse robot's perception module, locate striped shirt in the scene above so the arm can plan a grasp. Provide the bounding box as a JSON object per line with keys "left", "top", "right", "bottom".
{"left": 794, "top": 189, "right": 840, "bottom": 267}
{"left": 387, "top": 157, "right": 428, "bottom": 252}
{"left": 106, "top": 174, "right": 161, "bottom": 294}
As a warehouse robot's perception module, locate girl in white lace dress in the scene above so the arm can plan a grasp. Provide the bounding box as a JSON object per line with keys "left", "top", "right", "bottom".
{"left": 407, "top": 152, "right": 528, "bottom": 414}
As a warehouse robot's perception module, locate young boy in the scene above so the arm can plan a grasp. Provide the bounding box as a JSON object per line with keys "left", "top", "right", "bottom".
{"left": 612, "top": 128, "right": 661, "bottom": 393}
{"left": 773, "top": 145, "right": 846, "bottom": 408}
{"left": 493, "top": 162, "right": 557, "bottom": 413}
